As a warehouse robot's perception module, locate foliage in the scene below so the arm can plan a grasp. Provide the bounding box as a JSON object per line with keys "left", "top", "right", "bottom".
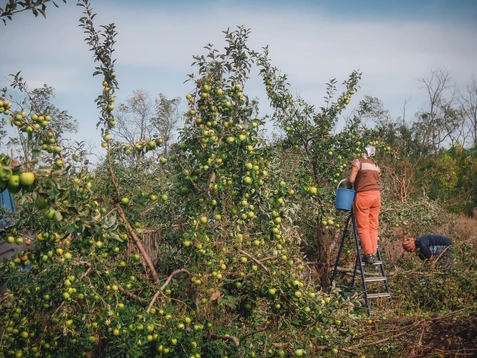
{"left": 110, "top": 89, "right": 181, "bottom": 166}
{"left": 1, "top": 82, "right": 79, "bottom": 164}
{"left": 1, "top": 1, "right": 477, "bottom": 358}
{"left": 0, "top": 0, "right": 67, "bottom": 25}
{"left": 0, "top": 5, "right": 360, "bottom": 358}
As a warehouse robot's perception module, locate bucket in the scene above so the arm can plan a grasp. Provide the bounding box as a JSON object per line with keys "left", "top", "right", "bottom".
{"left": 336, "top": 179, "right": 355, "bottom": 212}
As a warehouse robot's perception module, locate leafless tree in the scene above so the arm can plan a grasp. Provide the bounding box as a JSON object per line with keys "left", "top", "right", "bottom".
{"left": 152, "top": 93, "right": 181, "bottom": 155}
{"left": 460, "top": 76, "right": 477, "bottom": 147}
{"left": 413, "top": 69, "right": 464, "bottom": 154}
{"left": 113, "top": 89, "right": 155, "bottom": 146}
{"left": 112, "top": 89, "right": 182, "bottom": 157}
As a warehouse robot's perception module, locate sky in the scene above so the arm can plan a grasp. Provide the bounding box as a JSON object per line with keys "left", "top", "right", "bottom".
{"left": 1, "top": 0, "right": 476, "bottom": 160}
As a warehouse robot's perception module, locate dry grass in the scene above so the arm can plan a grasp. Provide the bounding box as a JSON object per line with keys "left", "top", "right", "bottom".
{"left": 378, "top": 213, "right": 477, "bottom": 265}
{"left": 352, "top": 310, "right": 477, "bottom": 358}
{"left": 436, "top": 214, "right": 477, "bottom": 244}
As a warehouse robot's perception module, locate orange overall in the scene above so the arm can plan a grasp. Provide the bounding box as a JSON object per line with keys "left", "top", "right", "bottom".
{"left": 348, "top": 157, "right": 381, "bottom": 256}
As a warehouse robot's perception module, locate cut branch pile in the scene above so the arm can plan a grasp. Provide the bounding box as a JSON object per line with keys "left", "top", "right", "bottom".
{"left": 349, "top": 310, "right": 477, "bottom": 357}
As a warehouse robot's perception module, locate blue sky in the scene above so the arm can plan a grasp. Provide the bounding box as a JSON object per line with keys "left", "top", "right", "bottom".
{"left": 1, "top": 0, "right": 476, "bottom": 159}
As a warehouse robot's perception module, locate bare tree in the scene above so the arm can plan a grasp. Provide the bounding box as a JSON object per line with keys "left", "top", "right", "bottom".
{"left": 152, "top": 93, "right": 181, "bottom": 154}
{"left": 413, "top": 69, "right": 464, "bottom": 154}
{"left": 112, "top": 89, "right": 182, "bottom": 162}
{"left": 460, "top": 77, "right": 477, "bottom": 147}
{"left": 113, "top": 89, "right": 155, "bottom": 146}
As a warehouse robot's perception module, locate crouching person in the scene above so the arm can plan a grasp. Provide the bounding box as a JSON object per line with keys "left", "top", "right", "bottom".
{"left": 402, "top": 234, "right": 454, "bottom": 270}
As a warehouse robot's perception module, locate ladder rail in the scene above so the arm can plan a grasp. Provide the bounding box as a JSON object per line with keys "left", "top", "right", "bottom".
{"left": 351, "top": 211, "right": 372, "bottom": 312}
{"left": 330, "top": 209, "right": 392, "bottom": 315}
{"left": 330, "top": 213, "right": 353, "bottom": 285}
{"left": 376, "top": 247, "right": 392, "bottom": 300}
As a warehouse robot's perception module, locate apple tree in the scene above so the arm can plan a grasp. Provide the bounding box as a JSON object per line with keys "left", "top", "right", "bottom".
{"left": 135, "top": 25, "right": 360, "bottom": 356}
{"left": 1, "top": 3, "right": 362, "bottom": 358}
{"left": 1, "top": 82, "right": 79, "bottom": 167}
{"left": 255, "top": 49, "right": 371, "bottom": 286}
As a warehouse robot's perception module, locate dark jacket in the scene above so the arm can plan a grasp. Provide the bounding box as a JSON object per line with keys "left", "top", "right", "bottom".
{"left": 415, "top": 234, "right": 452, "bottom": 260}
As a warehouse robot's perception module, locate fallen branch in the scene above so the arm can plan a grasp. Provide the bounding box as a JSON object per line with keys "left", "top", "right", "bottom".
{"left": 73, "top": 261, "right": 93, "bottom": 279}
{"left": 147, "top": 268, "right": 190, "bottom": 313}
{"left": 80, "top": 265, "right": 92, "bottom": 280}
{"left": 339, "top": 347, "right": 360, "bottom": 356}
{"left": 115, "top": 203, "right": 160, "bottom": 284}
{"left": 349, "top": 328, "right": 410, "bottom": 350}
{"left": 238, "top": 249, "right": 270, "bottom": 273}
{"left": 241, "top": 326, "right": 271, "bottom": 340}
{"left": 91, "top": 290, "right": 113, "bottom": 316}
{"left": 118, "top": 286, "right": 147, "bottom": 303}
{"left": 348, "top": 319, "right": 423, "bottom": 350}
{"left": 352, "top": 318, "right": 422, "bottom": 342}
{"left": 51, "top": 301, "right": 65, "bottom": 317}
{"left": 210, "top": 334, "right": 240, "bottom": 347}
{"left": 333, "top": 266, "right": 386, "bottom": 277}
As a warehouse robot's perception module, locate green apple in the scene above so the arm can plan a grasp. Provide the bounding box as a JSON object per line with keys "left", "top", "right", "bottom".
{"left": 294, "top": 349, "right": 304, "bottom": 357}
{"left": 243, "top": 177, "right": 253, "bottom": 184}
{"left": 19, "top": 172, "right": 35, "bottom": 186}
{"left": 7, "top": 174, "right": 20, "bottom": 191}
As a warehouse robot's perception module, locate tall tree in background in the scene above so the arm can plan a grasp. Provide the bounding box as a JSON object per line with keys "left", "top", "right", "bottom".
{"left": 413, "top": 69, "right": 464, "bottom": 154}
{"left": 460, "top": 77, "right": 477, "bottom": 147}
{"left": 114, "top": 89, "right": 154, "bottom": 145}
{"left": 112, "top": 89, "right": 181, "bottom": 162}
{"left": 153, "top": 93, "right": 181, "bottom": 154}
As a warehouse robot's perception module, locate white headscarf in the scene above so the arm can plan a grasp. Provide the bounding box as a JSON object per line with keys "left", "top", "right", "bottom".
{"left": 364, "top": 145, "right": 376, "bottom": 158}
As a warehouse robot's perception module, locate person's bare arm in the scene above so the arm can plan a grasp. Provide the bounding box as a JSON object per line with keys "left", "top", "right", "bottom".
{"left": 429, "top": 256, "right": 436, "bottom": 270}
{"left": 347, "top": 163, "right": 359, "bottom": 188}
{"left": 348, "top": 166, "right": 359, "bottom": 184}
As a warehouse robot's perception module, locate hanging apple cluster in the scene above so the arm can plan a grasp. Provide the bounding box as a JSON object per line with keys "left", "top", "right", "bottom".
{"left": 120, "top": 137, "right": 164, "bottom": 154}
{"left": 0, "top": 154, "right": 35, "bottom": 194}
{"left": 0, "top": 98, "right": 12, "bottom": 114}
{"left": 7, "top": 108, "right": 53, "bottom": 136}
{"left": 0, "top": 91, "right": 66, "bottom": 174}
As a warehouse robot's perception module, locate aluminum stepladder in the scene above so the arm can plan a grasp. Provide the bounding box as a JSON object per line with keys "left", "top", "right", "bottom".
{"left": 330, "top": 209, "right": 392, "bottom": 315}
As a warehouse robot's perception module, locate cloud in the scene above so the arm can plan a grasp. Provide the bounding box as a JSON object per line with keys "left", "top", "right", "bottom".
{"left": 124, "top": 5, "right": 474, "bottom": 95}
{"left": 1, "top": 0, "right": 476, "bottom": 146}
{"left": 8, "top": 65, "right": 96, "bottom": 93}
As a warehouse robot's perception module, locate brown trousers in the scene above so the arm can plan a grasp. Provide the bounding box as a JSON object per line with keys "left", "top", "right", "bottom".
{"left": 353, "top": 190, "right": 381, "bottom": 255}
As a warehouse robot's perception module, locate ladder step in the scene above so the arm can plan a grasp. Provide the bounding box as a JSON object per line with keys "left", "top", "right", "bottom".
{"left": 367, "top": 292, "right": 391, "bottom": 299}
{"left": 364, "top": 276, "right": 387, "bottom": 283}
{"left": 0, "top": 248, "right": 15, "bottom": 257}
{"left": 362, "top": 261, "right": 382, "bottom": 266}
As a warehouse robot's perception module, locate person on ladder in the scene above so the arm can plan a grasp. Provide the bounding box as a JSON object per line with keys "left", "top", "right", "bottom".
{"left": 347, "top": 144, "right": 381, "bottom": 264}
